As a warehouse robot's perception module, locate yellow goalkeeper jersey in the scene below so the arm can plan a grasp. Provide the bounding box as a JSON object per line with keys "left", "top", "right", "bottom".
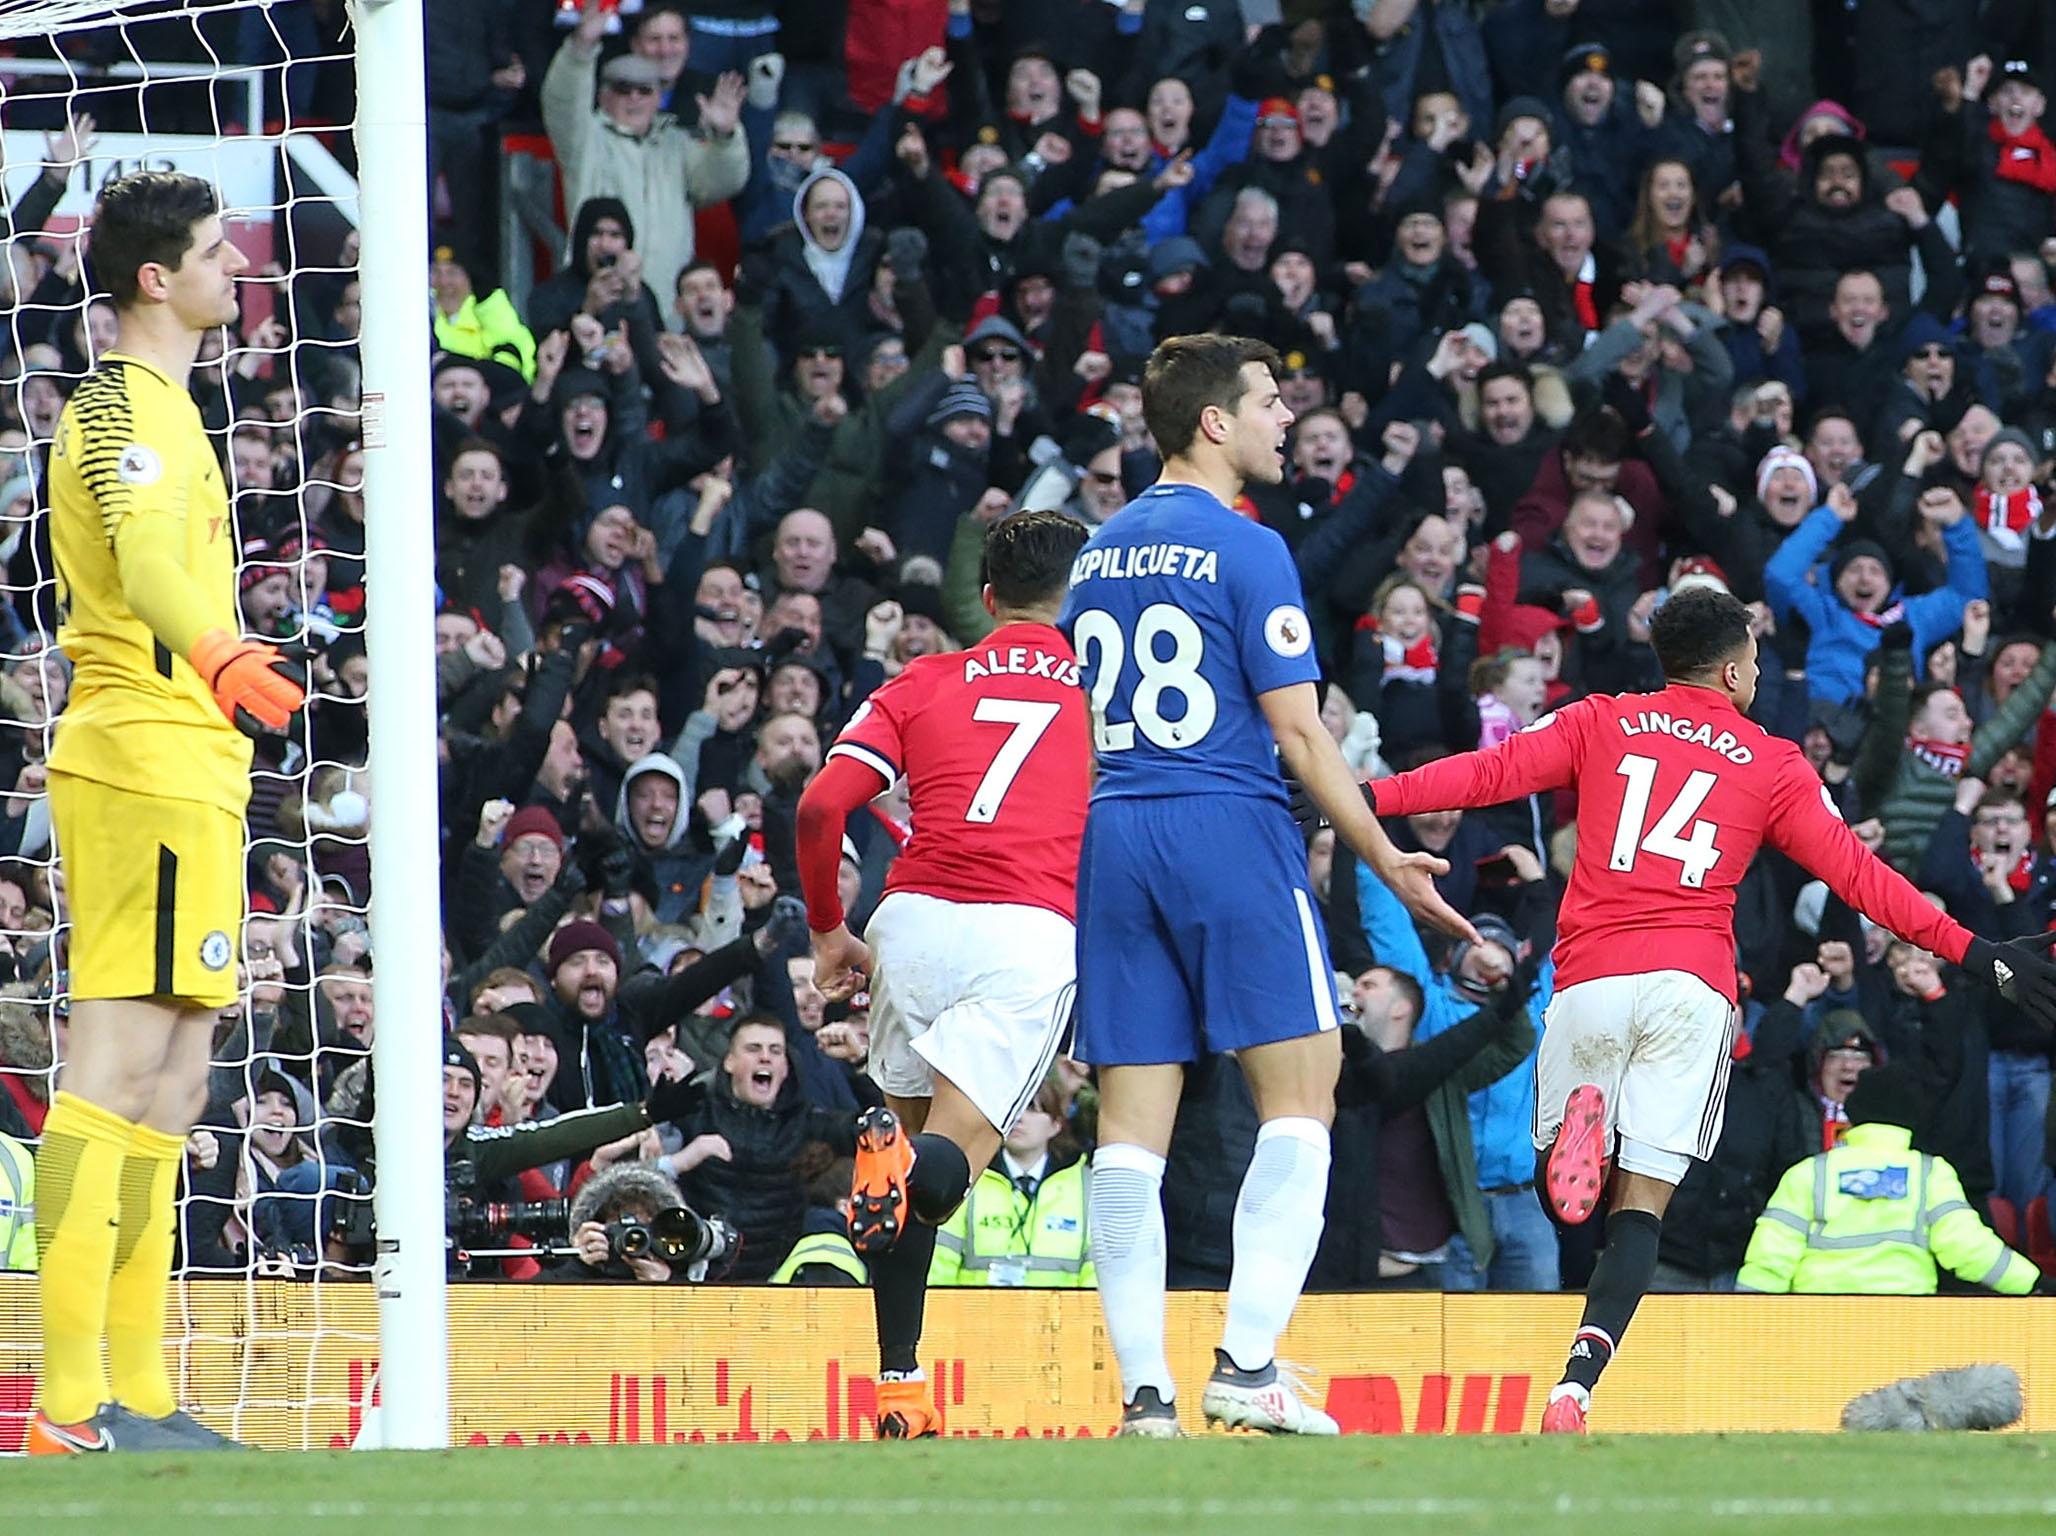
{"left": 47, "top": 352, "right": 252, "bottom": 814}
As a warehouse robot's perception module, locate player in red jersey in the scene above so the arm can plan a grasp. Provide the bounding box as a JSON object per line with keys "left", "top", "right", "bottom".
{"left": 1300, "top": 586, "right": 2056, "bottom": 1433}
{"left": 796, "top": 510, "right": 1090, "bottom": 1438}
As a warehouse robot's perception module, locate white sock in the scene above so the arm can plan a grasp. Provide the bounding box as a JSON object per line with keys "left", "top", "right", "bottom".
{"left": 1219, "top": 1117, "right": 1331, "bottom": 1374}
{"left": 1089, "top": 1142, "right": 1174, "bottom": 1404}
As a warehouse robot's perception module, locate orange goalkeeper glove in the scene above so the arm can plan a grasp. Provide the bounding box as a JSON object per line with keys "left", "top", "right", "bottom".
{"left": 188, "top": 628, "right": 308, "bottom": 737}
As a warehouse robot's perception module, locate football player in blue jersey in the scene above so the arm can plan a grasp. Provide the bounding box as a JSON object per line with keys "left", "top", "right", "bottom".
{"left": 1060, "top": 334, "right": 1479, "bottom": 1435}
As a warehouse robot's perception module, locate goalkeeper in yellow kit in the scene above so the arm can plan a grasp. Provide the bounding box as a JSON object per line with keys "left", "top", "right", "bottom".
{"left": 28, "top": 172, "right": 305, "bottom": 1455}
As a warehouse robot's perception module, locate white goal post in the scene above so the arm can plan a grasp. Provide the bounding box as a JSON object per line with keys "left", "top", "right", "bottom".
{"left": 0, "top": 0, "right": 448, "bottom": 1449}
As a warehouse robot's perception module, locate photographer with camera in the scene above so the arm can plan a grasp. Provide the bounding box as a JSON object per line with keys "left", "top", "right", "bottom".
{"left": 324, "top": 1037, "right": 708, "bottom": 1278}
{"left": 543, "top": 1161, "right": 737, "bottom": 1283}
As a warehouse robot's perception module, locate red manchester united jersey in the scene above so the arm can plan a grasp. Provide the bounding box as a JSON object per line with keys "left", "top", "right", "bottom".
{"left": 1370, "top": 683, "right": 1973, "bottom": 1001}
{"left": 826, "top": 621, "right": 1089, "bottom": 920}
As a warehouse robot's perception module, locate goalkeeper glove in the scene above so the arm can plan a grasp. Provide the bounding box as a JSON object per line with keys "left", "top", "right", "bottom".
{"left": 1285, "top": 775, "right": 1374, "bottom": 835}
{"left": 189, "top": 628, "right": 308, "bottom": 737}
{"left": 1964, "top": 932, "right": 2056, "bottom": 1030}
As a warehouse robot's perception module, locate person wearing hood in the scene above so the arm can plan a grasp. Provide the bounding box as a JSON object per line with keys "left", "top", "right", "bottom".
{"left": 758, "top": 165, "right": 885, "bottom": 366}
{"left": 542, "top": 4, "right": 750, "bottom": 301}
{"left": 526, "top": 196, "right": 667, "bottom": 352}
{"left": 615, "top": 750, "right": 740, "bottom": 928}
{"left": 667, "top": 1013, "right": 860, "bottom": 1280}
{"left": 1711, "top": 246, "right": 1805, "bottom": 402}
{"left": 1764, "top": 480, "right": 1988, "bottom": 707}
{"left": 1734, "top": 57, "right": 1963, "bottom": 345}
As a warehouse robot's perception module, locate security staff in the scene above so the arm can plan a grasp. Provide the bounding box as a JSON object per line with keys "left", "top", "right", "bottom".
{"left": 930, "top": 1085, "right": 1093, "bottom": 1288}
{"left": 1738, "top": 1063, "right": 2044, "bottom": 1296}
{"left": 0, "top": 1129, "right": 36, "bottom": 1272}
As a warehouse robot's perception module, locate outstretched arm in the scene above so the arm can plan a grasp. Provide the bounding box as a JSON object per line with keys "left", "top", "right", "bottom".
{"left": 1367, "top": 700, "right": 1586, "bottom": 816}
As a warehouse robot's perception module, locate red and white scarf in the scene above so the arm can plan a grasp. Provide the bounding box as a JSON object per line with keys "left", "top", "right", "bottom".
{"left": 1370, "top": 627, "right": 1437, "bottom": 684}
{"left": 1975, "top": 483, "right": 2043, "bottom": 553}
{"left": 1989, "top": 115, "right": 2056, "bottom": 194}
{"left": 1907, "top": 733, "right": 1970, "bottom": 778}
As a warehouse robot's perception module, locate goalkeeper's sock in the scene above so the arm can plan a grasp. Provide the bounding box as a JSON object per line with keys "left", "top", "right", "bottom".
{"left": 1219, "top": 1117, "right": 1329, "bottom": 1373}
{"left": 34, "top": 1092, "right": 137, "bottom": 1425}
{"left": 1559, "top": 1207, "right": 1663, "bottom": 1395}
{"left": 1089, "top": 1142, "right": 1175, "bottom": 1404}
{"left": 105, "top": 1123, "right": 186, "bottom": 1420}
{"left": 869, "top": 1209, "right": 940, "bottom": 1377}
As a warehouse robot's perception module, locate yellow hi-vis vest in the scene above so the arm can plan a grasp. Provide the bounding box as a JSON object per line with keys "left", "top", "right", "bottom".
{"left": 929, "top": 1160, "right": 1093, "bottom": 1288}
{"left": 0, "top": 1130, "right": 36, "bottom": 1272}
{"left": 1737, "top": 1123, "right": 2037, "bottom": 1295}
{"left": 769, "top": 1228, "right": 867, "bottom": 1285}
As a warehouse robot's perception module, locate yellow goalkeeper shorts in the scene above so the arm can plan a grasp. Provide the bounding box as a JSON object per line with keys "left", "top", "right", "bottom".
{"left": 50, "top": 769, "right": 244, "bottom": 1009}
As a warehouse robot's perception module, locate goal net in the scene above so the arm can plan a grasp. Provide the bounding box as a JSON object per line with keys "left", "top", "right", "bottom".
{"left": 0, "top": 0, "right": 438, "bottom": 1450}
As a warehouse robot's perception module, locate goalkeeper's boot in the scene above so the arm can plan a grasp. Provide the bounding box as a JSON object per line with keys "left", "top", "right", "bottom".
{"left": 1540, "top": 1386, "right": 1589, "bottom": 1435}
{"left": 1545, "top": 1084, "right": 1609, "bottom": 1225}
{"left": 1200, "top": 1355, "right": 1338, "bottom": 1435}
{"left": 25, "top": 1403, "right": 223, "bottom": 1454}
{"left": 118, "top": 1405, "right": 248, "bottom": 1451}
{"left": 24, "top": 1408, "right": 115, "bottom": 1454}
{"left": 875, "top": 1375, "right": 940, "bottom": 1440}
{"left": 1116, "top": 1386, "right": 1185, "bottom": 1438}
{"left": 849, "top": 1106, "right": 914, "bottom": 1256}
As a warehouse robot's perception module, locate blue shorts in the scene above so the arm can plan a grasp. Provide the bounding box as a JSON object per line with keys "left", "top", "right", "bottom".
{"left": 1073, "top": 794, "right": 1341, "bottom": 1065}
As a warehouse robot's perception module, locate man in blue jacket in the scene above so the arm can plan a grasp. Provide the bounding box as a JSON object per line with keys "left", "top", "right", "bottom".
{"left": 1764, "top": 480, "right": 1987, "bottom": 706}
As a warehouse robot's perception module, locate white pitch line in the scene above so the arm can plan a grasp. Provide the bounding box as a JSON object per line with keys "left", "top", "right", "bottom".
{"left": 27, "top": 1496, "right": 2056, "bottom": 1523}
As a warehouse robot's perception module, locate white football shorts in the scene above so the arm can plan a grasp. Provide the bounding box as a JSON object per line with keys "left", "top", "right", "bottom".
{"left": 1533, "top": 968, "right": 1740, "bottom": 1185}
{"left": 863, "top": 890, "right": 1076, "bottom": 1132}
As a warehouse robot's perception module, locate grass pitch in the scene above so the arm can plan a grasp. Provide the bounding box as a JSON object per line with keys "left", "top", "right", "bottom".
{"left": 10, "top": 1434, "right": 2055, "bottom": 1536}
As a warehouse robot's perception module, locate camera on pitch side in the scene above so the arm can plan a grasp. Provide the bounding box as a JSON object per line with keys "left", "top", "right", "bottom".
{"left": 604, "top": 1205, "right": 740, "bottom": 1278}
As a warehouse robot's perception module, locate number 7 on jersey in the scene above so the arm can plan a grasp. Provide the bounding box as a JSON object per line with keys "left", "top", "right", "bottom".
{"left": 965, "top": 697, "right": 1062, "bottom": 823}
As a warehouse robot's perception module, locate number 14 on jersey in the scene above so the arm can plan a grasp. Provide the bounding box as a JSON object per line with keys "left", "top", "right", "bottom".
{"left": 1610, "top": 753, "right": 1723, "bottom": 888}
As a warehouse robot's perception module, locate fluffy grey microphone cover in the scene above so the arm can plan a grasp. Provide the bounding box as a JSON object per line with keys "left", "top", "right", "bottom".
{"left": 1841, "top": 1364, "right": 2023, "bottom": 1431}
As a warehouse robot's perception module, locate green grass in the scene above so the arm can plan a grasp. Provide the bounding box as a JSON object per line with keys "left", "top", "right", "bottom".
{"left": 9, "top": 1435, "right": 2056, "bottom": 1536}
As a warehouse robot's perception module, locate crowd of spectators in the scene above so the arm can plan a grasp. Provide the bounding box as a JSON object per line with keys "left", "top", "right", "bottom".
{"left": 1, "top": 0, "right": 2056, "bottom": 1295}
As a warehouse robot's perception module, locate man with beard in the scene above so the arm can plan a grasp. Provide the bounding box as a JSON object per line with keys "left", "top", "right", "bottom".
{"left": 1733, "top": 107, "right": 1959, "bottom": 347}
{"left": 542, "top": 907, "right": 807, "bottom": 1112}
{"left": 525, "top": 197, "right": 665, "bottom": 359}
{"left": 1765, "top": 481, "right": 1988, "bottom": 706}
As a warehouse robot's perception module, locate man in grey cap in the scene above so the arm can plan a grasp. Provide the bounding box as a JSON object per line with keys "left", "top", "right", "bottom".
{"left": 544, "top": 0, "right": 751, "bottom": 297}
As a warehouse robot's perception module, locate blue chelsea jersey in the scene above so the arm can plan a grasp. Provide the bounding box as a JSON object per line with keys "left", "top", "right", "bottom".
{"left": 1057, "top": 482, "right": 1320, "bottom": 801}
